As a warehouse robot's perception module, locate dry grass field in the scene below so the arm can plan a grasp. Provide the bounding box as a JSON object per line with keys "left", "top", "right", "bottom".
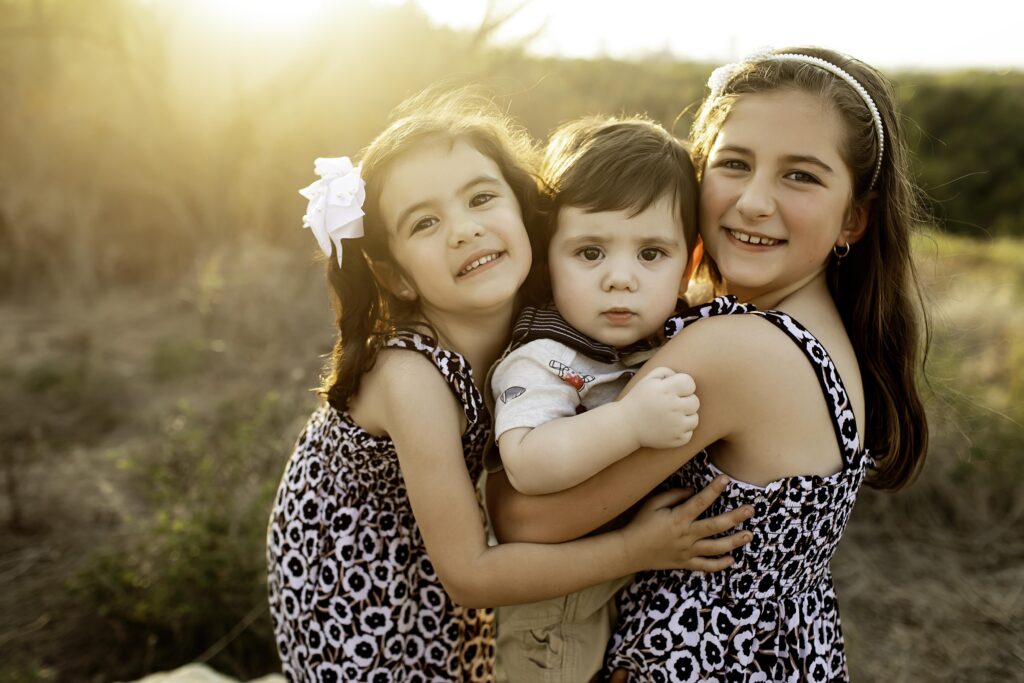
{"left": 1, "top": 232, "right": 1022, "bottom": 681}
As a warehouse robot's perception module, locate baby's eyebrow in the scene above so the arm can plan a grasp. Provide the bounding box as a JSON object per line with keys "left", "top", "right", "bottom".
{"left": 560, "top": 234, "right": 611, "bottom": 246}
{"left": 636, "top": 236, "right": 679, "bottom": 248}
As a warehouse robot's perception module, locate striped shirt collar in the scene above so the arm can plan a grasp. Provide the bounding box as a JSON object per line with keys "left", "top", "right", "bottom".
{"left": 510, "top": 305, "right": 657, "bottom": 365}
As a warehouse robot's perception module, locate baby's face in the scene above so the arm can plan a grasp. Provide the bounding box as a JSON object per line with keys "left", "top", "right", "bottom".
{"left": 548, "top": 194, "right": 689, "bottom": 348}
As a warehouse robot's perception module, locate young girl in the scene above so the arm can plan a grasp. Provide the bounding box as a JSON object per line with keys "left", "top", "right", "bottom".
{"left": 265, "top": 90, "right": 751, "bottom": 682}
{"left": 485, "top": 47, "right": 930, "bottom": 681}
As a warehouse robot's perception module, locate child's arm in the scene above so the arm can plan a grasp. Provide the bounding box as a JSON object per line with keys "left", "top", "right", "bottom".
{"left": 369, "top": 350, "right": 747, "bottom": 608}
{"left": 499, "top": 367, "right": 698, "bottom": 494}
{"left": 487, "top": 315, "right": 762, "bottom": 544}
{"left": 491, "top": 343, "right": 699, "bottom": 495}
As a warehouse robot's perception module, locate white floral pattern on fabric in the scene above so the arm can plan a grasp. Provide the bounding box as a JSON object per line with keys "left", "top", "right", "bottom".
{"left": 606, "top": 295, "right": 871, "bottom": 682}
{"left": 267, "top": 332, "right": 495, "bottom": 682}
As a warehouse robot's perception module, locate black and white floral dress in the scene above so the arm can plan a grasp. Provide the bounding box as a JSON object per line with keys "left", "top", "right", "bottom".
{"left": 604, "top": 296, "right": 871, "bottom": 683}
{"left": 267, "top": 332, "right": 495, "bottom": 682}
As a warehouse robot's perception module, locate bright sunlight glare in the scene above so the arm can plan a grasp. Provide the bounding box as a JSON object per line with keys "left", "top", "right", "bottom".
{"left": 188, "top": 0, "right": 327, "bottom": 31}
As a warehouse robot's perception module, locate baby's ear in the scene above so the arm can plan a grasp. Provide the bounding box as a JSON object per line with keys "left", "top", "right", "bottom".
{"left": 368, "top": 260, "right": 418, "bottom": 302}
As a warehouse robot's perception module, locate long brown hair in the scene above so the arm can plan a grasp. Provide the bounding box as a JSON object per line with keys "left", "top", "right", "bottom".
{"left": 317, "top": 88, "right": 541, "bottom": 410}
{"left": 689, "top": 47, "right": 930, "bottom": 490}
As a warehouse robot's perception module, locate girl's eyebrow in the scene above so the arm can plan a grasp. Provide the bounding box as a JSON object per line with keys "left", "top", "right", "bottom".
{"left": 782, "top": 154, "right": 835, "bottom": 174}
{"left": 395, "top": 174, "right": 502, "bottom": 230}
{"left": 716, "top": 144, "right": 834, "bottom": 174}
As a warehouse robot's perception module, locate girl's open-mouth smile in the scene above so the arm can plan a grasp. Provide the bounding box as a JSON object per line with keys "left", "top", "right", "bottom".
{"left": 456, "top": 251, "right": 505, "bottom": 277}
{"left": 726, "top": 228, "right": 785, "bottom": 248}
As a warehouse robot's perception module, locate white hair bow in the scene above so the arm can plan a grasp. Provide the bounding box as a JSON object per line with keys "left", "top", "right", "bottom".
{"left": 299, "top": 156, "right": 366, "bottom": 267}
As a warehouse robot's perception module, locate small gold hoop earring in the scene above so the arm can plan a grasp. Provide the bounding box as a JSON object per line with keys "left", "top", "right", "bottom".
{"left": 833, "top": 242, "right": 851, "bottom": 260}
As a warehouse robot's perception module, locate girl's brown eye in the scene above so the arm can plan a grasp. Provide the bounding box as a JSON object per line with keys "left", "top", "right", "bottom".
{"left": 721, "top": 159, "right": 749, "bottom": 171}
{"left": 785, "top": 171, "right": 820, "bottom": 184}
{"left": 469, "top": 192, "right": 496, "bottom": 207}
{"left": 412, "top": 216, "right": 438, "bottom": 233}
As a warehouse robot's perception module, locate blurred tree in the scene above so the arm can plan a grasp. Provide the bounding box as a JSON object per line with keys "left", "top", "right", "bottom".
{"left": 0, "top": 0, "right": 1020, "bottom": 297}
{"left": 901, "top": 72, "right": 1024, "bottom": 237}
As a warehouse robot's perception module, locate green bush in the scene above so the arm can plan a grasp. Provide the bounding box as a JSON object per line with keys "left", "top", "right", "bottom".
{"left": 68, "top": 392, "right": 295, "bottom": 680}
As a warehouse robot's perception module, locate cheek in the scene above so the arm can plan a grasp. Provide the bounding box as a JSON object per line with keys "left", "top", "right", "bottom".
{"left": 549, "top": 258, "right": 589, "bottom": 304}
{"left": 699, "top": 178, "right": 730, "bottom": 218}
{"left": 651, "top": 268, "right": 686, "bottom": 310}
{"left": 548, "top": 258, "right": 572, "bottom": 294}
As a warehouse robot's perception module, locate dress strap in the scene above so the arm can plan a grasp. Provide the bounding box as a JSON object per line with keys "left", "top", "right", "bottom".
{"left": 750, "top": 310, "right": 863, "bottom": 466}
{"left": 383, "top": 331, "right": 485, "bottom": 432}
{"left": 665, "top": 296, "right": 863, "bottom": 467}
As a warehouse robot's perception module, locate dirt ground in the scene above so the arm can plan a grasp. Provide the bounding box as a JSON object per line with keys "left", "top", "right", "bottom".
{"left": 2, "top": 238, "right": 1022, "bottom": 681}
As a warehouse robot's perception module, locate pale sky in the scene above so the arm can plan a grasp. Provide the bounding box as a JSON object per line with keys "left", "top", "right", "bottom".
{"left": 412, "top": 0, "right": 1024, "bottom": 70}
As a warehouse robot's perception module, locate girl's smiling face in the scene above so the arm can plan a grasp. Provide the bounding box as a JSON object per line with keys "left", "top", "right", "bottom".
{"left": 377, "top": 138, "right": 532, "bottom": 320}
{"left": 700, "top": 90, "right": 860, "bottom": 302}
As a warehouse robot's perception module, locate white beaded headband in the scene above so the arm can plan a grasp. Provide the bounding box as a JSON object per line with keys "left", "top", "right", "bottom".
{"left": 707, "top": 51, "right": 886, "bottom": 191}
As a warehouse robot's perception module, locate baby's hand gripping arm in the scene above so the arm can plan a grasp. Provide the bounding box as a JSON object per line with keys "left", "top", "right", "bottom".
{"left": 487, "top": 319, "right": 755, "bottom": 545}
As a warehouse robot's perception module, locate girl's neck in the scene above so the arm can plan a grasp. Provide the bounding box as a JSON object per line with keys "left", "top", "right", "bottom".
{"left": 724, "top": 267, "right": 828, "bottom": 312}
{"left": 415, "top": 301, "right": 518, "bottom": 388}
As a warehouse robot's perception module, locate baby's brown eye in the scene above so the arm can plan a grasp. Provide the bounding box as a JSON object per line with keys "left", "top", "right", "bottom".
{"left": 580, "top": 247, "right": 602, "bottom": 261}
{"left": 639, "top": 248, "right": 663, "bottom": 262}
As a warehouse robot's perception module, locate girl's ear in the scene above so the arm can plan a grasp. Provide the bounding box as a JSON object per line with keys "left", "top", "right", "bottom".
{"left": 840, "top": 192, "right": 876, "bottom": 247}
{"left": 368, "top": 259, "right": 418, "bottom": 302}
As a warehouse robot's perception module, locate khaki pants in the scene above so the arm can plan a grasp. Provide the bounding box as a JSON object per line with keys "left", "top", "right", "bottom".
{"left": 496, "top": 575, "right": 632, "bottom": 683}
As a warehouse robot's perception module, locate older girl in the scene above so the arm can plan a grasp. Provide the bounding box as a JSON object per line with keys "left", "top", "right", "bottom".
{"left": 487, "top": 47, "right": 929, "bottom": 681}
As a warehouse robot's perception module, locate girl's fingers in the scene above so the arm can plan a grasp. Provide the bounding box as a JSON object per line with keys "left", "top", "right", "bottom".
{"left": 691, "top": 505, "right": 754, "bottom": 538}
{"left": 692, "top": 532, "right": 752, "bottom": 557}
{"left": 685, "top": 555, "right": 735, "bottom": 573}
{"left": 672, "top": 476, "right": 729, "bottom": 521}
{"left": 609, "top": 669, "right": 631, "bottom": 683}
{"left": 642, "top": 487, "right": 695, "bottom": 511}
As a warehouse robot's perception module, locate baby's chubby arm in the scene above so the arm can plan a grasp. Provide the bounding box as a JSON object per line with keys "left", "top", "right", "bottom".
{"left": 489, "top": 316, "right": 758, "bottom": 544}
{"left": 500, "top": 371, "right": 700, "bottom": 494}
{"left": 493, "top": 345, "right": 699, "bottom": 495}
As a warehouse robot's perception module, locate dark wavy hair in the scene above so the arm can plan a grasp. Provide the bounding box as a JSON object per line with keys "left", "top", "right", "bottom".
{"left": 527, "top": 116, "right": 700, "bottom": 298}
{"left": 689, "top": 47, "right": 930, "bottom": 490}
{"left": 317, "top": 88, "right": 541, "bottom": 410}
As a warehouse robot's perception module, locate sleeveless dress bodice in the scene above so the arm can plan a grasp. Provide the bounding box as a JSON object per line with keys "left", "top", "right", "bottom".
{"left": 267, "top": 332, "right": 495, "bottom": 682}
{"left": 605, "top": 296, "right": 872, "bottom": 683}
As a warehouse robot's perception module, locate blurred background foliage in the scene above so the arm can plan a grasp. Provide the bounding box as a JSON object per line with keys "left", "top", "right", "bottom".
{"left": 0, "top": 0, "right": 1021, "bottom": 681}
